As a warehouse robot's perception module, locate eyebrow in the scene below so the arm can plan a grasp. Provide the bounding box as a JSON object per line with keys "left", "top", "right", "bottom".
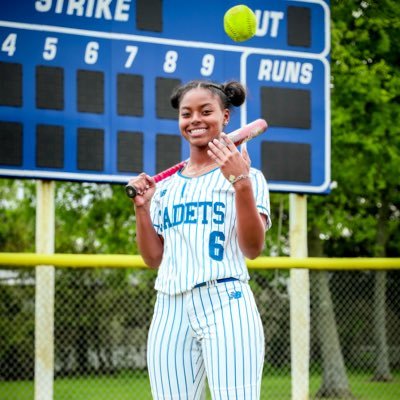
{"left": 180, "top": 103, "right": 214, "bottom": 110}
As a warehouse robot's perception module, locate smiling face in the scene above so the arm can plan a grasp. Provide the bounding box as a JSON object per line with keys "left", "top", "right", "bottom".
{"left": 178, "top": 87, "right": 230, "bottom": 148}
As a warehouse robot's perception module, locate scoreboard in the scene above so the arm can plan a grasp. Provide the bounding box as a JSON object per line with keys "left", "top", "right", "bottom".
{"left": 0, "top": 0, "right": 330, "bottom": 193}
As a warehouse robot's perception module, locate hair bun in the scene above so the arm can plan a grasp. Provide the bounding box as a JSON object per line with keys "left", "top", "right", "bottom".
{"left": 222, "top": 81, "right": 246, "bottom": 107}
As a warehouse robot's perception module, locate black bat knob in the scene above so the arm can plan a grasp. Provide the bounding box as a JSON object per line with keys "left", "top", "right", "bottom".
{"left": 125, "top": 185, "right": 137, "bottom": 198}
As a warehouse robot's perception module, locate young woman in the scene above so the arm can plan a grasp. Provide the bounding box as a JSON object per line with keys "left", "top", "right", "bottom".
{"left": 127, "top": 80, "right": 271, "bottom": 399}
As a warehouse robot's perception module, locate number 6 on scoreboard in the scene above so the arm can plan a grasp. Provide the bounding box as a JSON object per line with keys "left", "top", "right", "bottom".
{"left": 85, "top": 41, "right": 99, "bottom": 65}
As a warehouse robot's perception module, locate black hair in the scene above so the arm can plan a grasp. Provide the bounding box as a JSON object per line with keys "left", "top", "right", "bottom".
{"left": 170, "top": 80, "right": 246, "bottom": 110}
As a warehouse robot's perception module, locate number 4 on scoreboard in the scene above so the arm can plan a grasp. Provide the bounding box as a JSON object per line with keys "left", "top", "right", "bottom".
{"left": 1, "top": 33, "right": 17, "bottom": 56}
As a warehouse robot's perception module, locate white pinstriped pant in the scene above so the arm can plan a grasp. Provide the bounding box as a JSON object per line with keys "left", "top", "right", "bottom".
{"left": 147, "top": 280, "right": 265, "bottom": 399}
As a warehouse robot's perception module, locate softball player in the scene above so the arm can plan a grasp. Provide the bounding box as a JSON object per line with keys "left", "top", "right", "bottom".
{"left": 128, "top": 80, "right": 271, "bottom": 399}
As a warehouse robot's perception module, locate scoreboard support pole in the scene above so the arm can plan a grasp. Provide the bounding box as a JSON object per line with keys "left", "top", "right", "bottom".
{"left": 289, "top": 194, "right": 310, "bottom": 400}
{"left": 34, "top": 180, "right": 55, "bottom": 400}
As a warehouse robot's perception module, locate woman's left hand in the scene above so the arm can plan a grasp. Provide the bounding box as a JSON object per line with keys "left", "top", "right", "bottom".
{"left": 207, "top": 133, "right": 251, "bottom": 182}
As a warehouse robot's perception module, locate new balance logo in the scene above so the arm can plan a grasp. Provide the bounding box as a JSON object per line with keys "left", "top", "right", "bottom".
{"left": 229, "top": 291, "right": 242, "bottom": 300}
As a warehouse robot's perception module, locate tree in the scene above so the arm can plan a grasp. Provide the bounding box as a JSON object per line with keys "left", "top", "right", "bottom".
{"left": 0, "top": 179, "right": 36, "bottom": 379}
{"left": 55, "top": 181, "right": 138, "bottom": 255}
{"left": 308, "top": 0, "right": 400, "bottom": 387}
{"left": 309, "top": 227, "right": 352, "bottom": 398}
{"left": 0, "top": 179, "right": 151, "bottom": 378}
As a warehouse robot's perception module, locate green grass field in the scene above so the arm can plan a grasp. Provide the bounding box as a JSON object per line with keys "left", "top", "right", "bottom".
{"left": 1, "top": 371, "right": 399, "bottom": 400}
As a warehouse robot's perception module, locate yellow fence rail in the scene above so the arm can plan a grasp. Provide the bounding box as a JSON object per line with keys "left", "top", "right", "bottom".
{"left": 1, "top": 252, "right": 399, "bottom": 400}
{"left": 1, "top": 252, "right": 400, "bottom": 269}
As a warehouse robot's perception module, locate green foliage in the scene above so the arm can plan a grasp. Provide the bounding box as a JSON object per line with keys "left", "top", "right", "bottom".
{"left": 55, "top": 182, "right": 137, "bottom": 255}
{"left": 308, "top": 0, "right": 400, "bottom": 257}
{"left": 0, "top": 180, "right": 35, "bottom": 252}
{"left": 54, "top": 268, "right": 155, "bottom": 377}
{"left": 0, "top": 279, "right": 34, "bottom": 380}
{"left": 0, "top": 180, "right": 142, "bottom": 379}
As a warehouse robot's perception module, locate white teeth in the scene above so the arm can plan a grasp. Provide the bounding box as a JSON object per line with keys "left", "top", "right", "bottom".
{"left": 190, "top": 128, "right": 207, "bottom": 134}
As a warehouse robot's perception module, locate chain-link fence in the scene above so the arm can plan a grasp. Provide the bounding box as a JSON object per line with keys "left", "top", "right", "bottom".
{"left": 1, "top": 267, "right": 399, "bottom": 399}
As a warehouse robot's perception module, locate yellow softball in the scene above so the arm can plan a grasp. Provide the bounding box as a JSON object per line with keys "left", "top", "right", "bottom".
{"left": 223, "top": 5, "right": 257, "bottom": 42}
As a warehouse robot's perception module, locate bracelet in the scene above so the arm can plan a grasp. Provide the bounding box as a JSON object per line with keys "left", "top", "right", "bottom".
{"left": 229, "top": 174, "right": 250, "bottom": 185}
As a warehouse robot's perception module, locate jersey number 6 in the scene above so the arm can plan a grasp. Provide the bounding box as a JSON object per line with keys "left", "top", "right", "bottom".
{"left": 209, "top": 231, "right": 225, "bottom": 261}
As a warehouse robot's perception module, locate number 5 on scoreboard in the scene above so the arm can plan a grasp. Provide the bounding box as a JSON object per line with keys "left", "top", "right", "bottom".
{"left": 43, "top": 37, "right": 58, "bottom": 61}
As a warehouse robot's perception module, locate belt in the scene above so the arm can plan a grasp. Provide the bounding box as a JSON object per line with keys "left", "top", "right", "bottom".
{"left": 194, "top": 277, "right": 238, "bottom": 289}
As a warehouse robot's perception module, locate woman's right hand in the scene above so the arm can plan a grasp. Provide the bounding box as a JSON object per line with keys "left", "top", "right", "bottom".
{"left": 127, "top": 173, "right": 156, "bottom": 208}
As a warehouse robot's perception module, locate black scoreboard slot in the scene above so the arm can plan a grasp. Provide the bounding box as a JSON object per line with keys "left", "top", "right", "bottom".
{"left": 0, "top": 62, "right": 22, "bottom": 107}
{"left": 36, "top": 66, "right": 64, "bottom": 110}
{"left": 156, "top": 77, "right": 181, "bottom": 119}
{"left": 156, "top": 134, "right": 181, "bottom": 173}
{"left": 136, "top": 0, "right": 163, "bottom": 32}
{"left": 0, "top": 121, "right": 22, "bottom": 166}
{"left": 117, "top": 74, "right": 144, "bottom": 116}
{"left": 117, "top": 131, "right": 143, "bottom": 172}
{"left": 287, "top": 6, "right": 311, "bottom": 48}
{"left": 261, "top": 86, "right": 311, "bottom": 129}
{"left": 36, "top": 124, "right": 64, "bottom": 168}
{"left": 77, "top": 128, "right": 104, "bottom": 171}
{"left": 262, "top": 141, "right": 311, "bottom": 183}
{"left": 77, "top": 70, "right": 104, "bottom": 114}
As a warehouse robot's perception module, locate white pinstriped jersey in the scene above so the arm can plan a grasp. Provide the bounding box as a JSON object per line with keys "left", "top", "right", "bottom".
{"left": 150, "top": 167, "right": 271, "bottom": 295}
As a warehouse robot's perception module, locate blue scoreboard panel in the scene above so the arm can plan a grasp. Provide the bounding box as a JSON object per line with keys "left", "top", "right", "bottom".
{"left": 0, "top": 0, "right": 330, "bottom": 193}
